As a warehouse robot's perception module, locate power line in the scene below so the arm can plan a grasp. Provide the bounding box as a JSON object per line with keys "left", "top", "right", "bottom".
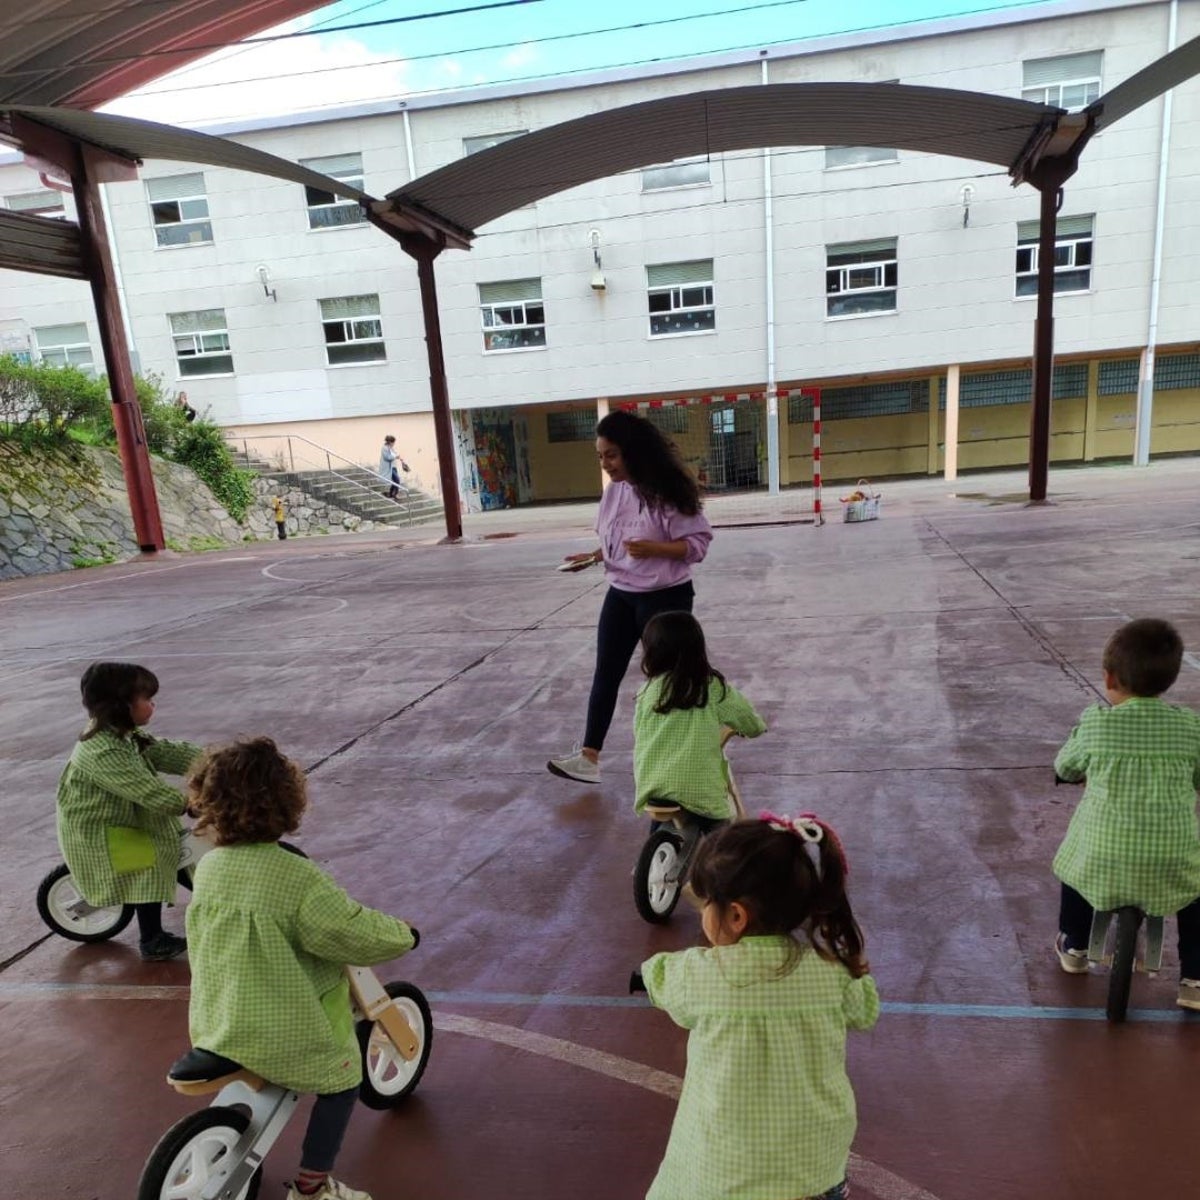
{"left": 0, "top": 0, "right": 544, "bottom": 76}
{"left": 96, "top": 0, "right": 812, "bottom": 103}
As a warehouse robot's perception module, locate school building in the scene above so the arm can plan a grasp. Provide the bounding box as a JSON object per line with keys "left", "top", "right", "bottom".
{"left": 1, "top": 0, "right": 1196, "bottom": 511}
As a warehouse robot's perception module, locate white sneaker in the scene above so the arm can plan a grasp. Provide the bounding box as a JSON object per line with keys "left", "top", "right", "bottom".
{"left": 547, "top": 747, "right": 600, "bottom": 784}
{"left": 1054, "top": 933, "right": 1089, "bottom": 974}
{"left": 1177, "top": 978, "right": 1200, "bottom": 1011}
{"left": 286, "top": 1179, "right": 372, "bottom": 1200}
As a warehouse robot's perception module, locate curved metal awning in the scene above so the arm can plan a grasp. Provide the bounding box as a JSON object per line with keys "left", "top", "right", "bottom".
{"left": 381, "top": 82, "right": 1062, "bottom": 238}
{"left": 0, "top": 0, "right": 326, "bottom": 110}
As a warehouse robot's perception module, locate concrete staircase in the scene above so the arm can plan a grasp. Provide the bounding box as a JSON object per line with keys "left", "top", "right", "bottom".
{"left": 234, "top": 452, "right": 444, "bottom": 529}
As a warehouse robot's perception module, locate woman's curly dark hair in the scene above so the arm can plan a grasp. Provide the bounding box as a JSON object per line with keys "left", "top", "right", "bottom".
{"left": 596, "top": 410, "right": 702, "bottom": 515}
{"left": 188, "top": 736, "right": 307, "bottom": 846}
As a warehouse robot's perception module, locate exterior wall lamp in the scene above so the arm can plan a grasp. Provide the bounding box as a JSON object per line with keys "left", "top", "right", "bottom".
{"left": 589, "top": 229, "right": 606, "bottom": 291}
{"left": 255, "top": 263, "right": 277, "bottom": 301}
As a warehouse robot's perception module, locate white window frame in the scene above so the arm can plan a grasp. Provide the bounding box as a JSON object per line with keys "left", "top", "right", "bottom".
{"left": 147, "top": 173, "right": 213, "bottom": 248}
{"left": 826, "top": 239, "right": 898, "bottom": 318}
{"left": 1015, "top": 216, "right": 1094, "bottom": 298}
{"left": 479, "top": 280, "right": 546, "bottom": 353}
{"left": 32, "top": 323, "right": 93, "bottom": 371}
{"left": 4, "top": 189, "right": 66, "bottom": 218}
{"left": 824, "top": 145, "right": 898, "bottom": 170}
{"left": 300, "top": 153, "right": 365, "bottom": 230}
{"left": 642, "top": 157, "right": 711, "bottom": 191}
{"left": 319, "top": 295, "right": 386, "bottom": 365}
{"left": 463, "top": 130, "right": 528, "bottom": 156}
{"left": 169, "top": 309, "right": 232, "bottom": 376}
{"left": 646, "top": 261, "right": 715, "bottom": 337}
{"left": 1022, "top": 52, "right": 1101, "bottom": 110}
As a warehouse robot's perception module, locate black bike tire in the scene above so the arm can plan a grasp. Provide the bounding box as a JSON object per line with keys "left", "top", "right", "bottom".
{"left": 633, "top": 830, "right": 685, "bottom": 924}
{"left": 356, "top": 981, "right": 434, "bottom": 1109}
{"left": 136, "top": 1106, "right": 261, "bottom": 1200}
{"left": 36, "top": 863, "right": 135, "bottom": 943}
{"left": 1106, "top": 907, "right": 1142, "bottom": 1023}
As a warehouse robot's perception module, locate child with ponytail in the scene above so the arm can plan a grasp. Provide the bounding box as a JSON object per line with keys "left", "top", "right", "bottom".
{"left": 638, "top": 815, "right": 879, "bottom": 1200}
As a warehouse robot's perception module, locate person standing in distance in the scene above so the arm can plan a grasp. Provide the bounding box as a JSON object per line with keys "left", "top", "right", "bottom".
{"left": 379, "top": 434, "right": 408, "bottom": 500}
{"left": 548, "top": 410, "right": 712, "bottom": 785}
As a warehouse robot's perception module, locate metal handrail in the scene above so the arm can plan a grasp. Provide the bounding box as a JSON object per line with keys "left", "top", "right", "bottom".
{"left": 228, "top": 433, "right": 416, "bottom": 526}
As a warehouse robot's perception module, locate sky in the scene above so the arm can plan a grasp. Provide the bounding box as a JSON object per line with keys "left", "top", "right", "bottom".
{"left": 101, "top": 0, "right": 1055, "bottom": 127}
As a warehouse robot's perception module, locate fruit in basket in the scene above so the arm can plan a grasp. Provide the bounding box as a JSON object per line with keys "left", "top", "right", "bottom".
{"left": 842, "top": 490, "right": 867, "bottom": 502}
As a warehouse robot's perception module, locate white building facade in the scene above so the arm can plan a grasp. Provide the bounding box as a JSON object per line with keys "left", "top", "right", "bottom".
{"left": 1, "top": 0, "right": 1195, "bottom": 509}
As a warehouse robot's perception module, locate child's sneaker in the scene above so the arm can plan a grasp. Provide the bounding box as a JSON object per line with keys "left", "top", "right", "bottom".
{"left": 1177, "top": 978, "right": 1200, "bottom": 1011}
{"left": 286, "top": 1179, "right": 372, "bottom": 1200}
{"left": 1054, "top": 932, "right": 1089, "bottom": 974}
{"left": 139, "top": 932, "right": 187, "bottom": 961}
{"left": 547, "top": 746, "right": 600, "bottom": 784}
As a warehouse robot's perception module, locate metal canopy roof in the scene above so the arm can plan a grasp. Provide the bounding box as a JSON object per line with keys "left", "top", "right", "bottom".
{"left": 383, "top": 82, "right": 1062, "bottom": 235}
{"left": 0, "top": 0, "right": 324, "bottom": 109}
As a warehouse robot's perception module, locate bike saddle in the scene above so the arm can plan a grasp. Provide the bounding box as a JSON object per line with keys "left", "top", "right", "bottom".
{"left": 644, "top": 803, "right": 683, "bottom": 819}
{"left": 168, "top": 1047, "right": 263, "bottom": 1094}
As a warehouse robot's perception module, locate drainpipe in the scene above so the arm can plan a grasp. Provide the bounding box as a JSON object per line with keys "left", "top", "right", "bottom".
{"left": 761, "top": 55, "right": 780, "bottom": 495}
{"left": 401, "top": 107, "right": 417, "bottom": 182}
{"left": 97, "top": 180, "right": 139, "bottom": 374}
{"left": 1134, "top": 0, "right": 1177, "bottom": 467}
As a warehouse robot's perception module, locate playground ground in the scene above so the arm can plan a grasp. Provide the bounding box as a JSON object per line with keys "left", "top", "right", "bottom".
{"left": 1, "top": 458, "right": 1198, "bottom": 1200}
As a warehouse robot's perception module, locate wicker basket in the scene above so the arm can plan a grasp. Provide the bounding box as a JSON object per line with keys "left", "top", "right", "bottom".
{"left": 840, "top": 479, "right": 881, "bottom": 523}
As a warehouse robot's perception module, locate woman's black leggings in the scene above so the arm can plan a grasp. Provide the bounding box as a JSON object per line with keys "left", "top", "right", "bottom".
{"left": 583, "top": 580, "right": 694, "bottom": 752}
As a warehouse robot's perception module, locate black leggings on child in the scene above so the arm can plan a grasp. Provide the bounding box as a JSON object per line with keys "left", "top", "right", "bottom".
{"left": 300, "top": 1086, "right": 359, "bottom": 1173}
{"left": 583, "top": 580, "right": 694, "bottom": 752}
{"left": 1059, "top": 883, "right": 1200, "bottom": 978}
{"left": 134, "top": 902, "right": 162, "bottom": 942}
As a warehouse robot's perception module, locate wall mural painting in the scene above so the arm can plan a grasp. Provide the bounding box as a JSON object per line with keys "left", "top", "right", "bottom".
{"left": 471, "top": 408, "right": 520, "bottom": 510}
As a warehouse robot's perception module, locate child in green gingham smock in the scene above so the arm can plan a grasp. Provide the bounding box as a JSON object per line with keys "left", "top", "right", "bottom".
{"left": 56, "top": 662, "right": 201, "bottom": 960}
{"left": 1051, "top": 617, "right": 1200, "bottom": 1009}
{"left": 185, "top": 738, "right": 417, "bottom": 1200}
{"left": 641, "top": 815, "right": 878, "bottom": 1200}
{"left": 633, "top": 611, "right": 766, "bottom": 821}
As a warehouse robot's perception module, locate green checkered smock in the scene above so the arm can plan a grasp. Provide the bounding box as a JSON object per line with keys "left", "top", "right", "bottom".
{"left": 55, "top": 729, "right": 200, "bottom": 906}
{"left": 1053, "top": 698, "right": 1200, "bottom": 915}
{"left": 633, "top": 677, "right": 766, "bottom": 819}
{"left": 186, "top": 843, "right": 416, "bottom": 1095}
{"left": 643, "top": 936, "right": 879, "bottom": 1200}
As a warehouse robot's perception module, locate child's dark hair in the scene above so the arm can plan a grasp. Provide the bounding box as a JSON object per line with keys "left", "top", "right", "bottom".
{"left": 1103, "top": 617, "right": 1183, "bottom": 697}
{"left": 79, "top": 661, "right": 158, "bottom": 740}
{"left": 689, "top": 818, "right": 869, "bottom": 978}
{"left": 641, "top": 611, "right": 726, "bottom": 713}
{"left": 188, "top": 737, "right": 307, "bottom": 846}
{"left": 595, "top": 410, "right": 702, "bottom": 516}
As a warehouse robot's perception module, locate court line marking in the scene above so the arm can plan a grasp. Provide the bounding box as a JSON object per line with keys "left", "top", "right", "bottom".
{"left": 0, "top": 557, "right": 257, "bottom": 604}
{"left": 0, "top": 982, "right": 1188, "bottom": 1022}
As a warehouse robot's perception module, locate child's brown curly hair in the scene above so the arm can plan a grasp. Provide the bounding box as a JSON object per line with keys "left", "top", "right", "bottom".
{"left": 188, "top": 736, "right": 307, "bottom": 846}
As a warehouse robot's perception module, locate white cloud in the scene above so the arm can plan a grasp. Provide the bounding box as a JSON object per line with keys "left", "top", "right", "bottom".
{"left": 101, "top": 30, "right": 411, "bottom": 128}
{"left": 502, "top": 44, "right": 538, "bottom": 69}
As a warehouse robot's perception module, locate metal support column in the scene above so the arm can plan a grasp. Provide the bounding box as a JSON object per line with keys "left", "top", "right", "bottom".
{"left": 1028, "top": 173, "right": 1065, "bottom": 503}
{"left": 72, "top": 144, "right": 164, "bottom": 550}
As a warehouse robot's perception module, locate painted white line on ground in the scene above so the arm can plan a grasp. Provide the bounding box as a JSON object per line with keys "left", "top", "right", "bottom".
{"left": 0, "top": 557, "right": 256, "bottom": 603}
{"left": 437, "top": 1012, "right": 943, "bottom": 1200}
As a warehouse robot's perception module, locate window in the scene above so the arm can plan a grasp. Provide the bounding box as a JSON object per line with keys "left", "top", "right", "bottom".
{"left": 147, "top": 173, "right": 212, "bottom": 247}
{"left": 479, "top": 279, "right": 545, "bottom": 352}
{"left": 33, "top": 323, "right": 92, "bottom": 371}
{"left": 1022, "top": 51, "right": 1101, "bottom": 109}
{"left": 4, "top": 189, "right": 66, "bottom": 218}
{"left": 1015, "top": 215, "right": 1093, "bottom": 296}
{"left": 319, "top": 295, "right": 385, "bottom": 365}
{"left": 789, "top": 380, "right": 927, "bottom": 423}
{"left": 824, "top": 146, "right": 898, "bottom": 169}
{"left": 300, "top": 153, "right": 365, "bottom": 229}
{"left": 826, "top": 238, "right": 897, "bottom": 317}
{"left": 547, "top": 409, "right": 595, "bottom": 442}
{"left": 647, "top": 261, "right": 715, "bottom": 336}
{"left": 169, "top": 309, "right": 232, "bottom": 375}
{"left": 463, "top": 130, "right": 527, "bottom": 156}
{"left": 642, "top": 157, "right": 710, "bottom": 191}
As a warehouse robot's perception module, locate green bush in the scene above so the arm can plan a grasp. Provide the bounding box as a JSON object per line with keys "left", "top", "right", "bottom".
{"left": 0, "top": 355, "right": 110, "bottom": 444}
{"left": 171, "top": 421, "right": 256, "bottom": 521}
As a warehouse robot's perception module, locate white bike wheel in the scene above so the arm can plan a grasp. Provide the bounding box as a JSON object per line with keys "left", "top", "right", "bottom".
{"left": 137, "top": 1107, "right": 260, "bottom": 1200}
{"left": 356, "top": 981, "right": 433, "bottom": 1109}
{"left": 634, "top": 830, "right": 684, "bottom": 923}
{"left": 36, "top": 864, "right": 134, "bottom": 942}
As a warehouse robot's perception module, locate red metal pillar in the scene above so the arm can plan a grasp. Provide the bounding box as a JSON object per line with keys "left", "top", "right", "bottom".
{"left": 72, "top": 145, "right": 164, "bottom": 551}
{"left": 1027, "top": 177, "right": 1063, "bottom": 503}
{"left": 403, "top": 235, "right": 463, "bottom": 542}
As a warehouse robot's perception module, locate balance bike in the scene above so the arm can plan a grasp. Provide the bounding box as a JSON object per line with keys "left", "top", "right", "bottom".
{"left": 36, "top": 822, "right": 211, "bottom": 943}
{"left": 136, "top": 967, "right": 432, "bottom": 1200}
{"left": 1088, "top": 906, "right": 1165, "bottom": 1023}
{"left": 632, "top": 729, "right": 745, "bottom": 923}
